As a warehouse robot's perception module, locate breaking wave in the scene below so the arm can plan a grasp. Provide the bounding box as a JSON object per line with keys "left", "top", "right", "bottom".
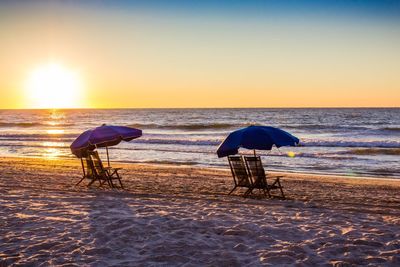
{"left": 345, "top": 148, "right": 400, "bottom": 156}
{"left": 0, "top": 122, "right": 74, "bottom": 128}
{"left": 128, "top": 123, "right": 241, "bottom": 131}
{"left": 301, "top": 140, "right": 400, "bottom": 149}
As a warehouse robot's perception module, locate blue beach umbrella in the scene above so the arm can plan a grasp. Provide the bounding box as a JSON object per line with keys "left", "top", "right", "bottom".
{"left": 217, "top": 125, "right": 299, "bottom": 158}
{"left": 70, "top": 124, "right": 142, "bottom": 165}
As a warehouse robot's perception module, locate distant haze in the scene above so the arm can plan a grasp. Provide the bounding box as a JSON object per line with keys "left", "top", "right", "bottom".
{"left": 1, "top": 0, "right": 399, "bottom": 108}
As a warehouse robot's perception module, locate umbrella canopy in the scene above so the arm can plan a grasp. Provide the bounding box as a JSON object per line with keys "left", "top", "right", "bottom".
{"left": 70, "top": 124, "right": 142, "bottom": 158}
{"left": 217, "top": 125, "right": 299, "bottom": 158}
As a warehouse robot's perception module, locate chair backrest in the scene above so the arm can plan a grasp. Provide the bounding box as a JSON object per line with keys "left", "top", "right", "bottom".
{"left": 81, "top": 155, "right": 95, "bottom": 179}
{"left": 89, "top": 151, "right": 106, "bottom": 176}
{"left": 228, "top": 156, "right": 252, "bottom": 187}
{"left": 244, "top": 156, "right": 267, "bottom": 188}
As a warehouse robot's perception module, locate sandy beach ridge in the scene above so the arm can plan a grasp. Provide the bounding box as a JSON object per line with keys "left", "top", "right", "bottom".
{"left": 1, "top": 156, "right": 400, "bottom": 266}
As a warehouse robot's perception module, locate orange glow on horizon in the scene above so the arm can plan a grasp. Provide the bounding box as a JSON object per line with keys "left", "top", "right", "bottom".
{"left": 0, "top": 4, "right": 399, "bottom": 109}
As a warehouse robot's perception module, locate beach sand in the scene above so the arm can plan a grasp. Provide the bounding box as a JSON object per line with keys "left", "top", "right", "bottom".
{"left": 1, "top": 157, "right": 400, "bottom": 266}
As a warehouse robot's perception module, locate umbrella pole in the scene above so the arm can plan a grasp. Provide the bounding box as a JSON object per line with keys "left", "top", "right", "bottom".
{"left": 253, "top": 149, "right": 256, "bottom": 157}
{"left": 106, "top": 146, "right": 110, "bottom": 167}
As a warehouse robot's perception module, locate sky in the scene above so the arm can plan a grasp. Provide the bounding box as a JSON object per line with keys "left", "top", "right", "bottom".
{"left": 0, "top": 0, "right": 399, "bottom": 108}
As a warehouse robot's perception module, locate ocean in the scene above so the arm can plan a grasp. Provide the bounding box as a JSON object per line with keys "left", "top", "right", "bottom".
{"left": 0, "top": 108, "right": 399, "bottom": 177}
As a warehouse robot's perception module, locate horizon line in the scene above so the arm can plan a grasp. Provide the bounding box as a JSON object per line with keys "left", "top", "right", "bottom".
{"left": 1, "top": 106, "right": 399, "bottom": 111}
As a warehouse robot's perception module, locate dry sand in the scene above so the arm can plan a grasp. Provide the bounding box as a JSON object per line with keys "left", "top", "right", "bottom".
{"left": 1, "top": 157, "right": 400, "bottom": 266}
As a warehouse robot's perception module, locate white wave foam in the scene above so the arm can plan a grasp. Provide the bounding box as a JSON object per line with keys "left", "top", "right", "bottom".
{"left": 301, "top": 140, "right": 400, "bottom": 148}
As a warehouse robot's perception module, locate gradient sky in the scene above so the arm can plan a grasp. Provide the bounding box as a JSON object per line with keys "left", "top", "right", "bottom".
{"left": 1, "top": 0, "right": 399, "bottom": 108}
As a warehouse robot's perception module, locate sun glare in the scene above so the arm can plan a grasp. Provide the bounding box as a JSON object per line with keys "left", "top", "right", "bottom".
{"left": 26, "top": 63, "right": 82, "bottom": 109}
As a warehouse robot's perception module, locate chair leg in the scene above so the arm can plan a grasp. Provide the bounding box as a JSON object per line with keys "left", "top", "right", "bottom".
{"left": 98, "top": 176, "right": 111, "bottom": 187}
{"left": 105, "top": 170, "right": 120, "bottom": 189}
{"left": 102, "top": 171, "right": 114, "bottom": 188}
{"left": 115, "top": 172, "right": 123, "bottom": 189}
{"left": 277, "top": 180, "right": 285, "bottom": 199}
{"left": 98, "top": 179, "right": 105, "bottom": 187}
{"left": 76, "top": 176, "right": 86, "bottom": 186}
{"left": 265, "top": 188, "right": 272, "bottom": 198}
{"left": 228, "top": 185, "right": 237, "bottom": 195}
{"left": 107, "top": 177, "right": 114, "bottom": 188}
{"left": 261, "top": 188, "right": 268, "bottom": 198}
{"left": 244, "top": 187, "right": 253, "bottom": 197}
{"left": 87, "top": 178, "right": 97, "bottom": 187}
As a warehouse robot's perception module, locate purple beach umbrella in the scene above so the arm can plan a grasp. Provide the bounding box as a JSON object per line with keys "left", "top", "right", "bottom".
{"left": 70, "top": 124, "right": 142, "bottom": 165}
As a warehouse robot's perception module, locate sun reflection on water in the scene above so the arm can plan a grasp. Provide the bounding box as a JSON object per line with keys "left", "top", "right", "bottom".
{"left": 46, "top": 129, "right": 65, "bottom": 135}
{"left": 41, "top": 141, "right": 65, "bottom": 159}
{"left": 42, "top": 110, "right": 67, "bottom": 159}
{"left": 49, "top": 109, "right": 65, "bottom": 119}
{"left": 42, "top": 147, "right": 63, "bottom": 159}
{"left": 42, "top": 141, "right": 65, "bottom": 147}
{"left": 46, "top": 109, "right": 67, "bottom": 128}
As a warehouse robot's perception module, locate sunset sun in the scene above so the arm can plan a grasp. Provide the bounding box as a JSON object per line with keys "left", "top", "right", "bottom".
{"left": 26, "top": 63, "right": 82, "bottom": 109}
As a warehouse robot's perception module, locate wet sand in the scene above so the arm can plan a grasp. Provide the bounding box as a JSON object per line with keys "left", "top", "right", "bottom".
{"left": 1, "top": 157, "right": 400, "bottom": 266}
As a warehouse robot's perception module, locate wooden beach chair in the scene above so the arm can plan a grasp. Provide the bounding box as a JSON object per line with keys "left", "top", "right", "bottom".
{"left": 227, "top": 156, "right": 253, "bottom": 197}
{"left": 244, "top": 156, "right": 285, "bottom": 199}
{"left": 89, "top": 151, "right": 124, "bottom": 189}
{"left": 76, "top": 154, "right": 97, "bottom": 186}
{"left": 74, "top": 152, "right": 110, "bottom": 187}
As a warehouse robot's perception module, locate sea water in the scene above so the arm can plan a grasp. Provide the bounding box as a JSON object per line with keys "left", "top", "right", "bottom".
{"left": 0, "top": 108, "right": 399, "bottom": 177}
